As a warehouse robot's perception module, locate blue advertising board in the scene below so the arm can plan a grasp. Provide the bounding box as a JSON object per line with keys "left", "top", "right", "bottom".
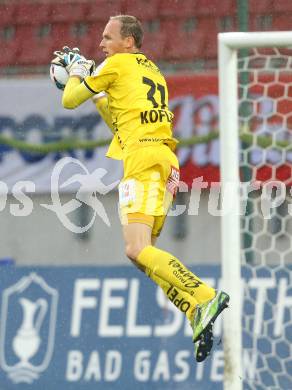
{"left": 0, "top": 265, "right": 291, "bottom": 389}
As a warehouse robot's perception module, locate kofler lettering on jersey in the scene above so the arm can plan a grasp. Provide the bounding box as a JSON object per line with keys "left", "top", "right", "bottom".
{"left": 140, "top": 109, "right": 173, "bottom": 124}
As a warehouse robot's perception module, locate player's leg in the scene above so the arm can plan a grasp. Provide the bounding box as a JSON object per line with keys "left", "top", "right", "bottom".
{"left": 121, "top": 146, "right": 228, "bottom": 361}
{"left": 123, "top": 215, "right": 198, "bottom": 321}
{"left": 123, "top": 213, "right": 220, "bottom": 316}
{"left": 123, "top": 214, "right": 229, "bottom": 362}
{"left": 136, "top": 244, "right": 216, "bottom": 303}
{"left": 150, "top": 217, "right": 200, "bottom": 321}
{"left": 149, "top": 217, "right": 230, "bottom": 362}
{"left": 124, "top": 218, "right": 229, "bottom": 361}
{"left": 127, "top": 174, "right": 216, "bottom": 304}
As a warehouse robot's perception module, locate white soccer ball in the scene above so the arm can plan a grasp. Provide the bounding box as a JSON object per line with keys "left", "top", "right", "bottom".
{"left": 50, "top": 63, "right": 69, "bottom": 90}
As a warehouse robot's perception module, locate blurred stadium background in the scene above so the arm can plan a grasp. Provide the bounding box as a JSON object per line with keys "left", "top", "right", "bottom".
{"left": 0, "top": 1, "right": 292, "bottom": 389}
{"left": 0, "top": 0, "right": 290, "bottom": 74}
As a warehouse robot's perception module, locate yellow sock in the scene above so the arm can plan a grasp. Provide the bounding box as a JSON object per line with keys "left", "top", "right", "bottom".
{"left": 148, "top": 272, "right": 198, "bottom": 321}
{"left": 137, "top": 246, "right": 215, "bottom": 304}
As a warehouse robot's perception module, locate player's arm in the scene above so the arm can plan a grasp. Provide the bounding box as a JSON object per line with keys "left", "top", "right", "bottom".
{"left": 62, "top": 60, "right": 118, "bottom": 112}
{"left": 53, "top": 47, "right": 119, "bottom": 114}
{"left": 62, "top": 77, "right": 94, "bottom": 109}
{"left": 92, "top": 92, "right": 115, "bottom": 134}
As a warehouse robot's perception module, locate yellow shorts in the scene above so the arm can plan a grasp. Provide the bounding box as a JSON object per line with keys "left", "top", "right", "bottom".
{"left": 119, "top": 145, "right": 180, "bottom": 236}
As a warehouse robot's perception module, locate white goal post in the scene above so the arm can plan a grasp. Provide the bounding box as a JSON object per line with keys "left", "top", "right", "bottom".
{"left": 218, "top": 31, "right": 292, "bottom": 390}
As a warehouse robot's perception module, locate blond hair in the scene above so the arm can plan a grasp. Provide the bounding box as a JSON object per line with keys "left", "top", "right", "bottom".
{"left": 110, "top": 15, "right": 143, "bottom": 48}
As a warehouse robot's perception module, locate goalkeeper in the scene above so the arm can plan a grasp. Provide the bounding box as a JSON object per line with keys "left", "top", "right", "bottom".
{"left": 53, "top": 15, "right": 229, "bottom": 362}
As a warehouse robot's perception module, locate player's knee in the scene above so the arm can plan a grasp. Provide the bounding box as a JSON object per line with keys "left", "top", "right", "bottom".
{"left": 125, "top": 243, "right": 144, "bottom": 262}
{"left": 125, "top": 243, "right": 139, "bottom": 261}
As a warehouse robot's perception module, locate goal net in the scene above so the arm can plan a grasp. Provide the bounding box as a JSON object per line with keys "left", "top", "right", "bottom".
{"left": 219, "top": 32, "right": 292, "bottom": 390}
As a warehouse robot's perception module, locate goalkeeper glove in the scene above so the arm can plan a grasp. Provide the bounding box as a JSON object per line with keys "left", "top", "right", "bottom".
{"left": 52, "top": 46, "right": 95, "bottom": 80}
{"left": 52, "top": 46, "right": 82, "bottom": 68}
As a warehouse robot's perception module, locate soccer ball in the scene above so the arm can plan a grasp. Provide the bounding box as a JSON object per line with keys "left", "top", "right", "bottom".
{"left": 50, "top": 63, "right": 69, "bottom": 90}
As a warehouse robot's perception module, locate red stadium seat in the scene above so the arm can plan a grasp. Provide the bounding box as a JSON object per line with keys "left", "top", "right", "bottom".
{"left": 271, "top": 15, "right": 292, "bottom": 31}
{"left": 16, "top": 26, "right": 54, "bottom": 66}
{"left": 71, "top": 23, "right": 105, "bottom": 61}
{"left": 47, "top": 24, "right": 72, "bottom": 52}
{"left": 248, "top": 0, "right": 273, "bottom": 14}
{"left": 0, "top": 3, "right": 16, "bottom": 27}
{"left": 218, "top": 15, "right": 237, "bottom": 32}
{"left": 158, "top": 0, "right": 195, "bottom": 18}
{"left": 124, "top": 0, "right": 159, "bottom": 20}
{"left": 50, "top": 23, "right": 104, "bottom": 61}
{"left": 85, "top": 0, "right": 123, "bottom": 22}
{"left": 85, "top": 23, "right": 106, "bottom": 61}
{"left": 273, "top": 0, "right": 292, "bottom": 12}
{"left": 0, "top": 38, "right": 19, "bottom": 67}
{"left": 162, "top": 18, "right": 217, "bottom": 60}
{"left": 164, "top": 30, "right": 206, "bottom": 61}
{"left": 142, "top": 31, "right": 167, "bottom": 61}
{"left": 250, "top": 14, "right": 273, "bottom": 31}
{"left": 50, "top": 2, "right": 88, "bottom": 23}
{"left": 160, "top": 18, "right": 196, "bottom": 34}
{"left": 194, "top": 0, "right": 235, "bottom": 16}
{"left": 15, "top": 2, "right": 52, "bottom": 25}
{"left": 204, "top": 36, "right": 218, "bottom": 59}
{"left": 196, "top": 15, "right": 237, "bottom": 33}
{"left": 86, "top": 23, "right": 105, "bottom": 46}
{"left": 196, "top": 17, "right": 219, "bottom": 33}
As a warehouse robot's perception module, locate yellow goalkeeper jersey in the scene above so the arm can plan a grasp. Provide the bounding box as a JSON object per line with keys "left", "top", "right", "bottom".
{"left": 83, "top": 53, "right": 177, "bottom": 160}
